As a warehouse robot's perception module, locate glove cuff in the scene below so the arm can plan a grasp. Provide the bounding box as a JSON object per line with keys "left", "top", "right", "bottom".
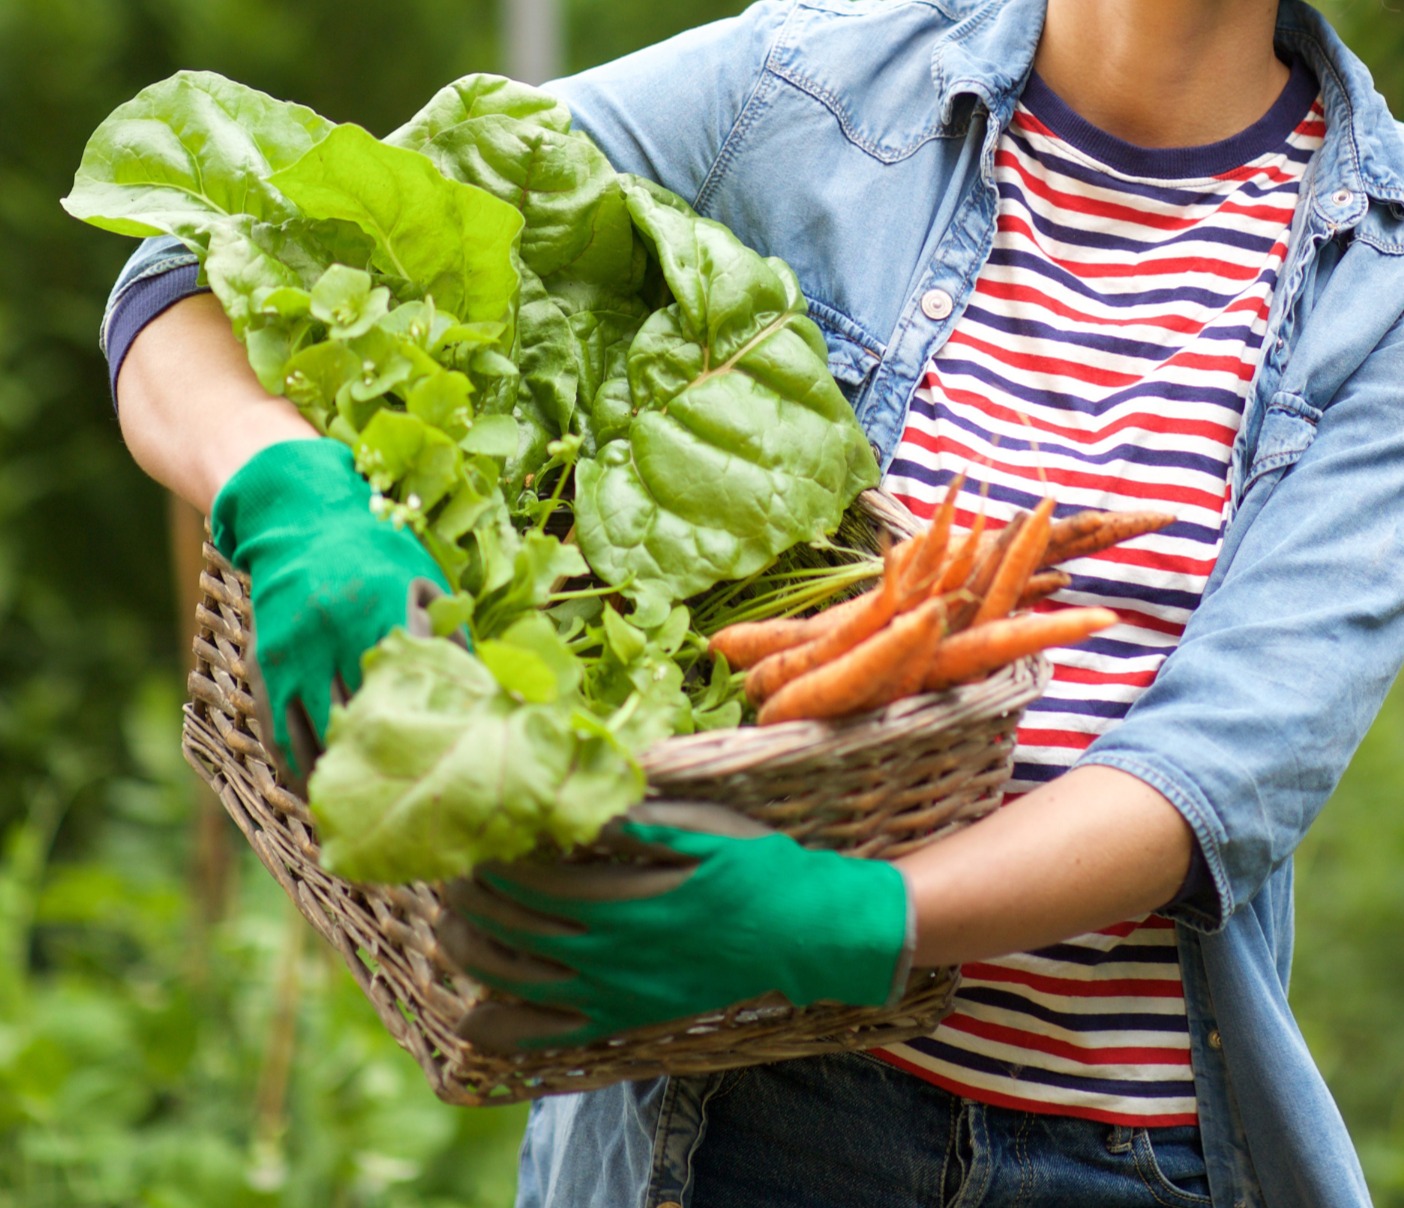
{"left": 210, "top": 438, "right": 364, "bottom": 566}
{"left": 884, "top": 867, "right": 919, "bottom": 1008}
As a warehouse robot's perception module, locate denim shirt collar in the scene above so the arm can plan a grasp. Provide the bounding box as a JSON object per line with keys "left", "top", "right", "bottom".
{"left": 930, "top": 0, "right": 1404, "bottom": 220}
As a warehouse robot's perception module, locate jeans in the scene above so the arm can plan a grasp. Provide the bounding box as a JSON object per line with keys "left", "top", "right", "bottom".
{"left": 517, "top": 1050, "right": 1213, "bottom": 1208}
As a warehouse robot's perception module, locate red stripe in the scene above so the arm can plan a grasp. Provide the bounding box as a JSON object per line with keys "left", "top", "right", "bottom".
{"left": 1095, "top": 916, "right": 1177, "bottom": 939}
{"left": 974, "top": 277, "right": 1212, "bottom": 335}
{"left": 1214, "top": 162, "right": 1302, "bottom": 185}
{"left": 1052, "top": 662, "right": 1158, "bottom": 688}
{"left": 962, "top": 962, "right": 1187, "bottom": 999}
{"left": 1033, "top": 596, "right": 1187, "bottom": 641}
{"left": 1160, "top": 347, "right": 1259, "bottom": 382}
{"left": 999, "top": 211, "right": 1272, "bottom": 282}
{"left": 928, "top": 373, "right": 1241, "bottom": 447}
{"left": 945, "top": 327, "right": 1143, "bottom": 387}
{"left": 941, "top": 1013, "right": 1194, "bottom": 1066}
{"left": 1000, "top": 147, "right": 1299, "bottom": 237}
{"left": 997, "top": 150, "right": 1204, "bottom": 232}
{"left": 1076, "top": 542, "right": 1219, "bottom": 578}
{"left": 1017, "top": 727, "right": 1100, "bottom": 750}
{"left": 869, "top": 1052, "right": 1199, "bottom": 1127}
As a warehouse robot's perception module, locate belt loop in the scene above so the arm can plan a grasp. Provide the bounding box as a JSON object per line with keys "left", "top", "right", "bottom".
{"left": 1105, "top": 1124, "right": 1135, "bottom": 1155}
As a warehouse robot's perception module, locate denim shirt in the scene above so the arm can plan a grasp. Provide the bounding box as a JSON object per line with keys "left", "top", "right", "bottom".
{"left": 106, "top": 2, "right": 1404, "bottom": 1203}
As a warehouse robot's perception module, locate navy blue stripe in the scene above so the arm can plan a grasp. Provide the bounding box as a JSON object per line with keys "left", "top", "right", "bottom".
{"left": 927, "top": 352, "right": 1249, "bottom": 418}
{"left": 962, "top": 302, "right": 1190, "bottom": 363}
{"left": 1199, "top": 323, "right": 1262, "bottom": 344}
{"left": 1029, "top": 941, "right": 1181, "bottom": 967}
{"left": 914, "top": 387, "right": 1241, "bottom": 478}
{"left": 1003, "top": 124, "right": 1309, "bottom": 209}
{"left": 950, "top": 986, "right": 1189, "bottom": 1036}
{"left": 1075, "top": 631, "right": 1180, "bottom": 660}
{"left": 1067, "top": 571, "right": 1208, "bottom": 613}
{"left": 1003, "top": 248, "right": 1283, "bottom": 310}
{"left": 987, "top": 247, "right": 1254, "bottom": 311}
{"left": 902, "top": 1039, "right": 1194, "bottom": 1097}
{"left": 1010, "top": 761, "right": 1066, "bottom": 785}
{"left": 1026, "top": 695, "right": 1133, "bottom": 721}
{"left": 998, "top": 179, "right": 1286, "bottom": 257}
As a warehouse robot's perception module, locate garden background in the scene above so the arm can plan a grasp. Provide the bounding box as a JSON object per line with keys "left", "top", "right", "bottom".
{"left": 2, "top": 0, "right": 1403, "bottom": 1203}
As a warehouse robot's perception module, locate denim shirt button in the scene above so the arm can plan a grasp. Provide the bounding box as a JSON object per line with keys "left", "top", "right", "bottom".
{"left": 1332, "top": 188, "right": 1353, "bottom": 207}
{"left": 1208, "top": 1029, "right": 1224, "bottom": 1051}
{"left": 921, "top": 288, "right": 954, "bottom": 320}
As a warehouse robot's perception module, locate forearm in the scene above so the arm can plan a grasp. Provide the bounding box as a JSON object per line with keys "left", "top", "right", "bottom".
{"left": 116, "top": 293, "right": 317, "bottom": 512}
{"left": 897, "top": 764, "right": 1194, "bottom": 968}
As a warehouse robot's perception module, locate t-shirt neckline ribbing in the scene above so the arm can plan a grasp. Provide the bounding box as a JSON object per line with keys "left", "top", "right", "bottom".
{"left": 1018, "top": 57, "right": 1319, "bottom": 180}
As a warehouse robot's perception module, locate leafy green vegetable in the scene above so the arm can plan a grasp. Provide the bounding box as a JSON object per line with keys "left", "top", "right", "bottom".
{"left": 311, "top": 631, "right": 644, "bottom": 884}
{"left": 267, "top": 124, "right": 522, "bottom": 325}
{"left": 64, "top": 70, "right": 881, "bottom": 884}
{"left": 61, "top": 70, "right": 334, "bottom": 243}
{"left": 574, "top": 181, "right": 879, "bottom": 616}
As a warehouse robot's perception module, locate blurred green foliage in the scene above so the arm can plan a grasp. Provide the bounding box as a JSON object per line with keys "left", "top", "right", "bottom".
{"left": 1, "top": 0, "right": 1402, "bottom": 1203}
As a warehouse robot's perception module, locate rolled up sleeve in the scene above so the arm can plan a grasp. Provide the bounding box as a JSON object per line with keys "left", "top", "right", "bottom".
{"left": 1078, "top": 308, "right": 1404, "bottom": 933}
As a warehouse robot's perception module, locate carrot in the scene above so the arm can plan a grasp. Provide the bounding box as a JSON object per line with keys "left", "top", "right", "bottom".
{"left": 937, "top": 508, "right": 987, "bottom": 594}
{"left": 1041, "top": 510, "right": 1176, "bottom": 568}
{"left": 921, "top": 607, "right": 1119, "bottom": 693}
{"left": 962, "top": 513, "right": 1027, "bottom": 612}
{"left": 1016, "top": 569, "right": 1072, "bottom": 610}
{"left": 900, "top": 473, "right": 964, "bottom": 602}
{"left": 745, "top": 545, "right": 904, "bottom": 705}
{"left": 972, "top": 495, "right": 1056, "bottom": 625}
{"left": 758, "top": 595, "right": 951, "bottom": 726}
{"left": 708, "top": 616, "right": 820, "bottom": 669}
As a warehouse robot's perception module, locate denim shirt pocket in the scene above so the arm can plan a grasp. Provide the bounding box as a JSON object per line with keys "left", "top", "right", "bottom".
{"left": 806, "top": 297, "right": 884, "bottom": 413}
{"left": 1241, "top": 391, "right": 1322, "bottom": 499}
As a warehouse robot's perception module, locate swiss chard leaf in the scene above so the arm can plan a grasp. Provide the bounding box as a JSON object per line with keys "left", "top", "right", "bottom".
{"left": 61, "top": 71, "right": 334, "bottom": 243}
{"left": 573, "top": 180, "right": 879, "bottom": 609}
{"left": 267, "top": 124, "right": 523, "bottom": 326}
{"left": 309, "top": 631, "right": 643, "bottom": 884}
{"left": 392, "top": 76, "right": 640, "bottom": 290}
{"left": 386, "top": 74, "right": 573, "bottom": 148}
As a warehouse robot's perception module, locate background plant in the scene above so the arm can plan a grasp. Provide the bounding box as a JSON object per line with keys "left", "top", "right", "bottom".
{"left": 2, "top": 0, "right": 1401, "bottom": 1203}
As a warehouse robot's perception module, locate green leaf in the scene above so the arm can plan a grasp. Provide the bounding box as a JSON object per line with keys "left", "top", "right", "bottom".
{"left": 602, "top": 607, "right": 647, "bottom": 665}
{"left": 385, "top": 74, "right": 573, "bottom": 149}
{"left": 309, "top": 632, "right": 643, "bottom": 883}
{"left": 573, "top": 181, "right": 879, "bottom": 606}
{"left": 461, "top": 414, "right": 519, "bottom": 458}
{"left": 406, "top": 369, "right": 475, "bottom": 441}
{"left": 355, "top": 410, "right": 462, "bottom": 511}
{"left": 309, "top": 264, "right": 390, "bottom": 340}
{"left": 61, "top": 70, "right": 334, "bottom": 242}
{"left": 203, "top": 217, "right": 326, "bottom": 336}
{"left": 497, "top": 265, "right": 578, "bottom": 494}
{"left": 391, "top": 75, "right": 640, "bottom": 289}
{"left": 474, "top": 530, "right": 588, "bottom": 637}
{"left": 267, "top": 124, "right": 523, "bottom": 324}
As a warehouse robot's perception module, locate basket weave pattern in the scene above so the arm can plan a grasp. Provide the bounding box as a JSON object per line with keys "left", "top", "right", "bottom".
{"left": 181, "top": 493, "right": 1049, "bottom": 1106}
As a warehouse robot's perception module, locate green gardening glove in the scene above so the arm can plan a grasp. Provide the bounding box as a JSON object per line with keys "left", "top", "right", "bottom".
{"left": 210, "top": 438, "right": 452, "bottom": 787}
{"left": 439, "top": 803, "right": 915, "bottom": 1051}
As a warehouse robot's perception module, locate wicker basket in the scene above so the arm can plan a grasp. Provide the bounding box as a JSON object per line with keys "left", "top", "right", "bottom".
{"left": 181, "top": 489, "right": 1050, "bottom": 1106}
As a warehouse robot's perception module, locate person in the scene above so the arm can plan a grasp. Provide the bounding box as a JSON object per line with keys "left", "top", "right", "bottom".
{"left": 102, "top": 0, "right": 1404, "bottom": 1204}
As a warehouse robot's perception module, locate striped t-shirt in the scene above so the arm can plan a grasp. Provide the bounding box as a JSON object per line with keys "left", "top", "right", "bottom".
{"left": 876, "top": 61, "right": 1324, "bottom": 1126}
